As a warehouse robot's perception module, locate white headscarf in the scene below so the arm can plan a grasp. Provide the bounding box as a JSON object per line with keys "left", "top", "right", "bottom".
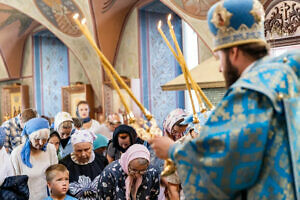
{"left": 71, "top": 129, "right": 96, "bottom": 145}
{"left": 54, "top": 112, "right": 73, "bottom": 131}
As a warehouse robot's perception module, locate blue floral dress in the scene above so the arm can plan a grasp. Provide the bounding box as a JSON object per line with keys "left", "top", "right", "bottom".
{"left": 98, "top": 161, "right": 160, "bottom": 200}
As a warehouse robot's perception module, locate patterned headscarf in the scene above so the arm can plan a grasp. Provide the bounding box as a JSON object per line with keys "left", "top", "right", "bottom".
{"left": 71, "top": 129, "right": 96, "bottom": 145}
{"left": 119, "top": 144, "right": 150, "bottom": 200}
{"left": 163, "top": 109, "right": 187, "bottom": 136}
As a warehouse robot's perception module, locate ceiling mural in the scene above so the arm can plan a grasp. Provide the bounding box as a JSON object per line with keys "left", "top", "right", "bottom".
{"left": 170, "top": 0, "right": 219, "bottom": 19}
{"left": 102, "top": 0, "right": 118, "bottom": 13}
{"left": 0, "top": 9, "right": 33, "bottom": 36}
{"left": 34, "top": 0, "right": 84, "bottom": 37}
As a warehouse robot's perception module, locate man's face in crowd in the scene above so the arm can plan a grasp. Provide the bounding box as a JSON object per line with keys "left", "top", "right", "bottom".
{"left": 218, "top": 50, "right": 240, "bottom": 88}
{"left": 118, "top": 133, "right": 131, "bottom": 150}
{"left": 78, "top": 103, "right": 89, "bottom": 118}
{"left": 73, "top": 142, "right": 92, "bottom": 163}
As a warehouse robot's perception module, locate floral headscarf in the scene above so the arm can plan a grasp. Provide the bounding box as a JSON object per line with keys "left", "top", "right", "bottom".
{"left": 163, "top": 109, "right": 187, "bottom": 137}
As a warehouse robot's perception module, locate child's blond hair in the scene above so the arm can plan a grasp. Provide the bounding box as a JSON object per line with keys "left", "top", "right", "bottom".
{"left": 45, "top": 164, "right": 69, "bottom": 182}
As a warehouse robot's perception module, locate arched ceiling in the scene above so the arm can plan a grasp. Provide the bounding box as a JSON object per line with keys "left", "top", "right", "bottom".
{"left": 0, "top": 5, "right": 39, "bottom": 80}
{"left": 0, "top": 0, "right": 272, "bottom": 94}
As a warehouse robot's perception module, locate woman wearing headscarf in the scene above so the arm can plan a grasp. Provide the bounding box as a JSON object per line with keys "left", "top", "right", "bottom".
{"left": 93, "top": 133, "right": 108, "bottom": 156}
{"left": 59, "top": 129, "right": 108, "bottom": 200}
{"left": 162, "top": 109, "right": 188, "bottom": 200}
{"left": 10, "top": 118, "right": 58, "bottom": 200}
{"left": 106, "top": 124, "right": 144, "bottom": 163}
{"left": 54, "top": 112, "right": 74, "bottom": 160}
{"left": 76, "top": 101, "right": 102, "bottom": 135}
{"left": 163, "top": 109, "right": 188, "bottom": 141}
{"left": 98, "top": 144, "right": 160, "bottom": 200}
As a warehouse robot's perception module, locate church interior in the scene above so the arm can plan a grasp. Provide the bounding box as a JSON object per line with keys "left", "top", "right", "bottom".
{"left": 0, "top": 0, "right": 299, "bottom": 127}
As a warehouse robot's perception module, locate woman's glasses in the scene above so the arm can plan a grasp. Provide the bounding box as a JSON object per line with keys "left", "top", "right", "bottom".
{"left": 128, "top": 166, "right": 147, "bottom": 175}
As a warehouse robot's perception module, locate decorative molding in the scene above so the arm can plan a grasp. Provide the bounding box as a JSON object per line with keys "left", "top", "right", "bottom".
{"left": 169, "top": 0, "right": 218, "bottom": 20}
{"left": 268, "top": 35, "right": 300, "bottom": 47}
{"left": 264, "top": 0, "right": 300, "bottom": 39}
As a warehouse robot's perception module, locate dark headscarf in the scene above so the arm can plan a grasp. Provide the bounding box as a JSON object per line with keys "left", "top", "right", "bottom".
{"left": 112, "top": 124, "right": 142, "bottom": 153}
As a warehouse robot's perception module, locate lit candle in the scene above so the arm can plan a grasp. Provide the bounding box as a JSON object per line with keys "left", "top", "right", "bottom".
{"left": 157, "top": 19, "right": 198, "bottom": 118}
{"left": 157, "top": 21, "right": 179, "bottom": 60}
{"left": 167, "top": 14, "right": 184, "bottom": 58}
{"left": 167, "top": 14, "right": 206, "bottom": 112}
{"left": 72, "top": 13, "right": 152, "bottom": 121}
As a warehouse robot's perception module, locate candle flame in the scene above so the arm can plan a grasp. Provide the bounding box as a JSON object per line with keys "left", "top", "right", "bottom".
{"left": 81, "top": 18, "right": 86, "bottom": 25}
{"left": 73, "top": 13, "right": 79, "bottom": 20}
{"left": 157, "top": 20, "right": 162, "bottom": 29}
{"left": 168, "top": 14, "right": 172, "bottom": 21}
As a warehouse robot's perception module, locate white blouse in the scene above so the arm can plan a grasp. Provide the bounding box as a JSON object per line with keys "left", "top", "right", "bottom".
{"left": 10, "top": 143, "right": 58, "bottom": 200}
{"left": 0, "top": 147, "right": 14, "bottom": 186}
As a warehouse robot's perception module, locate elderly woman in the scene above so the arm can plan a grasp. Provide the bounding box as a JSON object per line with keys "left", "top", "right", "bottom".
{"left": 54, "top": 112, "right": 74, "bottom": 159}
{"left": 98, "top": 144, "right": 160, "bottom": 200}
{"left": 10, "top": 118, "right": 58, "bottom": 200}
{"left": 60, "top": 130, "right": 108, "bottom": 200}
{"left": 0, "top": 127, "right": 13, "bottom": 186}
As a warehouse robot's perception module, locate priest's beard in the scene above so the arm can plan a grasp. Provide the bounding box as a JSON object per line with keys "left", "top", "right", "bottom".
{"left": 224, "top": 53, "right": 240, "bottom": 88}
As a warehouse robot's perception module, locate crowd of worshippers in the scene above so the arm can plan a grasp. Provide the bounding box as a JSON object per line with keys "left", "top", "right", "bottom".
{"left": 0, "top": 100, "right": 192, "bottom": 200}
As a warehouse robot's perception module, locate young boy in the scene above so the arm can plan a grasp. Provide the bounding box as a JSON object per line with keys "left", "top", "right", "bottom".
{"left": 44, "top": 164, "right": 77, "bottom": 200}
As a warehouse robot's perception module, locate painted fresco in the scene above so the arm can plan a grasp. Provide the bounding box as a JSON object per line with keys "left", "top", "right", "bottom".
{"left": 34, "top": 0, "right": 84, "bottom": 37}
{"left": 34, "top": 31, "right": 69, "bottom": 117}
{"left": 102, "top": 0, "right": 118, "bottom": 13}
{"left": 139, "top": 3, "right": 184, "bottom": 128}
{"left": 161, "top": 0, "right": 214, "bottom": 50}
{"left": 0, "top": 8, "right": 33, "bottom": 36}
{"left": 170, "top": 0, "right": 218, "bottom": 19}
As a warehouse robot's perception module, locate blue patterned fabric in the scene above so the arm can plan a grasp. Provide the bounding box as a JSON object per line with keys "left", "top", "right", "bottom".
{"left": 1, "top": 116, "right": 22, "bottom": 153}
{"left": 180, "top": 111, "right": 212, "bottom": 134}
{"left": 207, "top": 0, "right": 266, "bottom": 51}
{"left": 0, "top": 127, "right": 5, "bottom": 148}
{"left": 168, "top": 51, "right": 300, "bottom": 199}
{"left": 58, "top": 139, "right": 73, "bottom": 160}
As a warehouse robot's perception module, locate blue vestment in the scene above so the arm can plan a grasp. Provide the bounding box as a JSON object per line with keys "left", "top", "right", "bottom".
{"left": 169, "top": 51, "right": 300, "bottom": 199}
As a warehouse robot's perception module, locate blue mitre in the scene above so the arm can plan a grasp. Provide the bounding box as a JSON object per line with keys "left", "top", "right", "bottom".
{"left": 207, "top": 0, "right": 266, "bottom": 51}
